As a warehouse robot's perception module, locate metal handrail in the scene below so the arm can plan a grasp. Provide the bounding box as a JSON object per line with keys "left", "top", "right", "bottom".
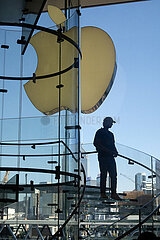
{"left": 51, "top": 162, "right": 86, "bottom": 239}
{"left": 31, "top": 140, "right": 86, "bottom": 239}
{"left": 81, "top": 150, "right": 159, "bottom": 177}
{"left": 115, "top": 197, "right": 160, "bottom": 240}
{"left": 0, "top": 22, "right": 82, "bottom": 78}
{"left": 0, "top": 140, "right": 61, "bottom": 146}
{"left": 37, "top": 140, "right": 85, "bottom": 239}
{"left": 0, "top": 140, "right": 78, "bottom": 162}
{"left": 81, "top": 149, "right": 160, "bottom": 239}
{"left": 0, "top": 167, "right": 80, "bottom": 179}
{"left": 104, "top": 192, "right": 160, "bottom": 238}
{"left": 0, "top": 140, "right": 84, "bottom": 239}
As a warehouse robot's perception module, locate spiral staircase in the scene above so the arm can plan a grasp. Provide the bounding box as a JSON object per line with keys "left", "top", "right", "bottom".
{"left": 0, "top": 142, "right": 159, "bottom": 239}
{"left": 79, "top": 143, "right": 160, "bottom": 240}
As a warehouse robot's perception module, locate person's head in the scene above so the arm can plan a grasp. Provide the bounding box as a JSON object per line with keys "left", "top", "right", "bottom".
{"left": 137, "top": 231, "right": 157, "bottom": 240}
{"left": 103, "top": 117, "right": 116, "bottom": 129}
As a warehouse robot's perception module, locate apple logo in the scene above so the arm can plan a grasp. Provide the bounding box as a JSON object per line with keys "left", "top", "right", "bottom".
{"left": 24, "top": 6, "right": 116, "bottom": 115}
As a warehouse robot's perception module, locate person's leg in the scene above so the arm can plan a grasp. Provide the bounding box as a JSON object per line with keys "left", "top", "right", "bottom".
{"left": 108, "top": 158, "right": 121, "bottom": 200}
{"left": 111, "top": 175, "right": 117, "bottom": 194}
{"left": 99, "top": 161, "right": 107, "bottom": 197}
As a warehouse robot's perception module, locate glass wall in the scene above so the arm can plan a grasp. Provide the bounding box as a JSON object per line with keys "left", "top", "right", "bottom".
{"left": 0, "top": 1, "right": 81, "bottom": 239}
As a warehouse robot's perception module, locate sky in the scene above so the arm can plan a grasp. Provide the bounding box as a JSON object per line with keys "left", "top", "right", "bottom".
{"left": 0, "top": 0, "right": 160, "bottom": 191}
{"left": 80, "top": 0, "right": 160, "bottom": 159}
{"left": 79, "top": 0, "right": 160, "bottom": 190}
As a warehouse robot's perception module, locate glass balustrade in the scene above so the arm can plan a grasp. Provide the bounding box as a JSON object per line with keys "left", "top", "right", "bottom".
{"left": 0, "top": 2, "right": 81, "bottom": 238}
{"left": 80, "top": 143, "right": 160, "bottom": 239}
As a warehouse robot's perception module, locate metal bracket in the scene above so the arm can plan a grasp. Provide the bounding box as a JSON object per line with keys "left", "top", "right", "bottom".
{"left": 1, "top": 45, "right": 9, "bottom": 49}
{"left": 57, "top": 28, "right": 64, "bottom": 43}
{"left": 74, "top": 58, "right": 79, "bottom": 68}
{"left": 65, "top": 125, "right": 81, "bottom": 130}
{"left": 76, "top": 9, "right": 81, "bottom": 16}
{"left": 17, "top": 36, "right": 26, "bottom": 45}
{"left": 56, "top": 84, "right": 64, "bottom": 88}
{"left": 0, "top": 89, "right": 8, "bottom": 93}
{"left": 33, "top": 73, "right": 36, "bottom": 83}
{"left": 55, "top": 166, "right": 60, "bottom": 179}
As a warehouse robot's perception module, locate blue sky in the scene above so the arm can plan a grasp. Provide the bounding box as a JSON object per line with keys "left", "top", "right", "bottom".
{"left": 80, "top": 0, "right": 160, "bottom": 160}
{"left": 2, "top": 0, "right": 159, "bottom": 158}
{"left": 79, "top": 0, "right": 160, "bottom": 190}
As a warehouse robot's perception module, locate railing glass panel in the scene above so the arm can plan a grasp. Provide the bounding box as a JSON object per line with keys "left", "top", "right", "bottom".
{"left": 80, "top": 143, "right": 160, "bottom": 239}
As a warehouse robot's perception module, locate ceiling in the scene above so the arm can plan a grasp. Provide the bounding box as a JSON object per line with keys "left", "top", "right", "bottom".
{"left": 0, "top": 0, "right": 150, "bottom": 54}
{"left": 43, "top": 0, "right": 150, "bottom": 11}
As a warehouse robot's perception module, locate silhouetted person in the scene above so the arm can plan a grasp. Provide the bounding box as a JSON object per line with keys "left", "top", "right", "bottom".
{"left": 137, "top": 232, "right": 157, "bottom": 240}
{"left": 93, "top": 117, "right": 121, "bottom": 200}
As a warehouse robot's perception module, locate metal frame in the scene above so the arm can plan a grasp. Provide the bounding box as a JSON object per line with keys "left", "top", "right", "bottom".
{"left": 0, "top": 21, "right": 82, "bottom": 81}
{"left": 81, "top": 149, "right": 160, "bottom": 239}
{"left": 0, "top": 5, "right": 82, "bottom": 238}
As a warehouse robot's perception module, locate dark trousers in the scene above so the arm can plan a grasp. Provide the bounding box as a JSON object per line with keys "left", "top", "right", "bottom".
{"left": 99, "top": 156, "right": 117, "bottom": 194}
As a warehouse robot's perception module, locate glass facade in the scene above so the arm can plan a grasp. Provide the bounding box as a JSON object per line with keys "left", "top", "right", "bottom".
{"left": 0, "top": 0, "right": 160, "bottom": 239}
{"left": 0, "top": 1, "right": 82, "bottom": 239}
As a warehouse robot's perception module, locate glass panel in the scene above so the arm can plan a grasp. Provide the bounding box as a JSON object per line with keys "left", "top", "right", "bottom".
{"left": 0, "top": 174, "right": 18, "bottom": 210}
{"left": 22, "top": 0, "right": 47, "bottom": 54}
{"left": 80, "top": 143, "right": 160, "bottom": 239}
{"left": 0, "top": 2, "right": 80, "bottom": 239}
{"left": 0, "top": 115, "right": 77, "bottom": 142}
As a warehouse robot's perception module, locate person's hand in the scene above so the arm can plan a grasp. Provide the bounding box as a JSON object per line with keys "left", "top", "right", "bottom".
{"left": 113, "top": 152, "right": 118, "bottom": 157}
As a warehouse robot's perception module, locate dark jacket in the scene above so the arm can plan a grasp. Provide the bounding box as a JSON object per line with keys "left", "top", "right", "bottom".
{"left": 93, "top": 127, "right": 118, "bottom": 159}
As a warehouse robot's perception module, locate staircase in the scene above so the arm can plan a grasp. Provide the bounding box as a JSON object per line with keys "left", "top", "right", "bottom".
{"left": 80, "top": 143, "right": 160, "bottom": 239}
{"left": 0, "top": 142, "right": 160, "bottom": 239}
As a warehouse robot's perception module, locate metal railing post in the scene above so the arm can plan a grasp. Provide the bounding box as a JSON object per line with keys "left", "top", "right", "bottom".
{"left": 151, "top": 156, "right": 154, "bottom": 198}
{"left": 139, "top": 209, "right": 141, "bottom": 235}
{"left": 151, "top": 156, "right": 154, "bottom": 232}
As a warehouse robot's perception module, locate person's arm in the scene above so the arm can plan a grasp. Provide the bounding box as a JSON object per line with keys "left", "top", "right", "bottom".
{"left": 96, "top": 141, "right": 112, "bottom": 154}
{"left": 94, "top": 131, "right": 116, "bottom": 155}
{"left": 112, "top": 134, "right": 118, "bottom": 157}
{"left": 99, "top": 142, "right": 118, "bottom": 156}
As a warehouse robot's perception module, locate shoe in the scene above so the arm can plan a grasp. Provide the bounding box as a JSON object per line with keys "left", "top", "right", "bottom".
{"left": 100, "top": 193, "right": 108, "bottom": 199}
{"left": 111, "top": 193, "right": 122, "bottom": 201}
